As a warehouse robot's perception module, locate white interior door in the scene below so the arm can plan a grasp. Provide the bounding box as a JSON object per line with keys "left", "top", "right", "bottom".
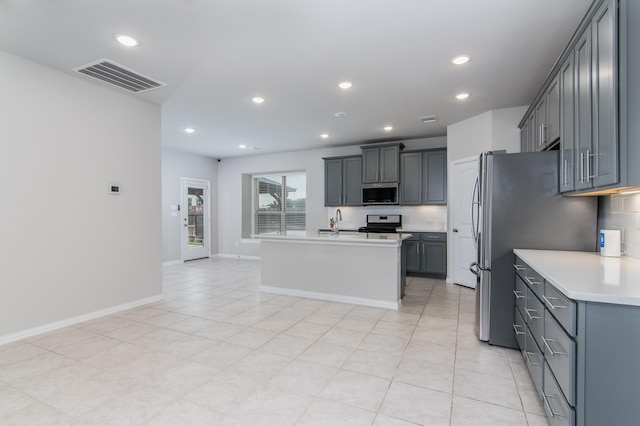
{"left": 181, "top": 178, "right": 210, "bottom": 261}
{"left": 451, "top": 157, "right": 478, "bottom": 288}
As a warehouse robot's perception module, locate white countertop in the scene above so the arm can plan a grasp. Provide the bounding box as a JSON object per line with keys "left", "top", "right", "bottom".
{"left": 397, "top": 226, "right": 446, "bottom": 233}
{"left": 258, "top": 231, "right": 412, "bottom": 245}
{"left": 514, "top": 249, "right": 640, "bottom": 306}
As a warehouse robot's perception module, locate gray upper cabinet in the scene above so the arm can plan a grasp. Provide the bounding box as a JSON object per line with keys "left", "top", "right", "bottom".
{"left": 323, "top": 156, "right": 362, "bottom": 206}
{"left": 533, "top": 97, "right": 547, "bottom": 150}
{"left": 521, "top": 0, "right": 636, "bottom": 194}
{"left": 560, "top": 54, "right": 576, "bottom": 193}
{"left": 546, "top": 75, "right": 561, "bottom": 144}
{"left": 591, "top": 0, "right": 618, "bottom": 188}
{"left": 400, "top": 152, "right": 422, "bottom": 205}
{"left": 400, "top": 149, "right": 447, "bottom": 205}
{"left": 362, "top": 144, "right": 400, "bottom": 183}
{"left": 324, "top": 158, "right": 342, "bottom": 206}
{"left": 424, "top": 150, "right": 447, "bottom": 204}
{"left": 574, "top": 27, "right": 593, "bottom": 191}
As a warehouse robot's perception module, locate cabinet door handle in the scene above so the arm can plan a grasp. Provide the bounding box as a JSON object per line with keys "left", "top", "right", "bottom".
{"left": 513, "top": 290, "right": 525, "bottom": 299}
{"left": 579, "top": 152, "right": 585, "bottom": 183}
{"left": 524, "top": 276, "right": 542, "bottom": 286}
{"left": 586, "top": 149, "right": 595, "bottom": 181}
{"left": 542, "top": 294, "right": 567, "bottom": 310}
{"left": 542, "top": 336, "right": 566, "bottom": 356}
{"left": 512, "top": 323, "right": 525, "bottom": 335}
{"left": 525, "top": 308, "right": 541, "bottom": 320}
{"left": 524, "top": 351, "right": 541, "bottom": 366}
{"left": 563, "top": 159, "right": 568, "bottom": 187}
{"left": 513, "top": 264, "right": 526, "bottom": 271}
{"left": 542, "top": 392, "right": 566, "bottom": 418}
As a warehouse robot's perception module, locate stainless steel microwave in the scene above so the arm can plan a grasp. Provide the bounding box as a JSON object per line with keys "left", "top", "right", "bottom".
{"left": 362, "top": 183, "right": 399, "bottom": 205}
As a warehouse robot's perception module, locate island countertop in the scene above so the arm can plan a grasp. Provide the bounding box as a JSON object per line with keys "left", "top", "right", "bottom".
{"left": 257, "top": 232, "right": 412, "bottom": 246}
{"left": 514, "top": 249, "right": 640, "bottom": 306}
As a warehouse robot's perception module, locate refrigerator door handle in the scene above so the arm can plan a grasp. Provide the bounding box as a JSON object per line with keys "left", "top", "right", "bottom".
{"left": 469, "top": 261, "right": 480, "bottom": 277}
{"left": 470, "top": 174, "right": 480, "bottom": 248}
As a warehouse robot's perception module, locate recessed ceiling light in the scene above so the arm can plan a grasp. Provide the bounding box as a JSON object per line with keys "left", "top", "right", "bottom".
{"left": 334, "top": 112, "right": 347, "bottom": 118}
{"left": 239, "top": 144, "right": 247, "bottom": 149}
{"left": 455, "top": 92, "right": 470, "bottom": 100}
{"left": 338, "top": 81, "right": 352, "bottom": 89}
{"left": 320, "top": 133, "right": 330, "bottom": 139}
{"left": 114, "top": 34, "right": 139, "bottom": 47}
{"left": 384, "top": 126, "right": 394, "bottom": 131}
{"left": 451, "top": 55, "right": 471, "bottom": 65}
{"left": 252, "top": 97, "right": 265, "bottom": 104}
{"left": 184, "top": 127, "right": 195, "bottom": 134}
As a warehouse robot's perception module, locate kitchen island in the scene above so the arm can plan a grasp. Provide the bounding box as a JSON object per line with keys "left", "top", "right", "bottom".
{"left": 259, "top": 232, "right": 412, "bottom": 310}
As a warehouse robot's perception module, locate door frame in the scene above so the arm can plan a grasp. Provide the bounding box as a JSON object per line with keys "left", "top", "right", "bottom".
{"left": 181, "top": 177, "right": 211, "bottom": 261}
{"left": 448, "top": 155, "right": 478, "bottom": 288}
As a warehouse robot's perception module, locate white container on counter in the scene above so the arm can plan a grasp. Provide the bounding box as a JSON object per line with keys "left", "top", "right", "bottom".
{"left": 600, "top": 229, "right": 621, "bottom": 257}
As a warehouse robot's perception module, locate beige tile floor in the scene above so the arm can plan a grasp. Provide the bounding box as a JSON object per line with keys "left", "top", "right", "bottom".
{"left": 0, "top": 257, "right": 549, "bottom": 425}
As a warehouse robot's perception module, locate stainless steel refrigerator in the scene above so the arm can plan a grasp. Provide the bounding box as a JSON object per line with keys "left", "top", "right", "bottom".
{"left": 470, "top": 151, "right": 597, "bottom": 348}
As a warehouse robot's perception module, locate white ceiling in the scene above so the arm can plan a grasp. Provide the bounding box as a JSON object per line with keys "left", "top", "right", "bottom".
{"left": 0, "top": 0, "right": 592, "bottom": 159}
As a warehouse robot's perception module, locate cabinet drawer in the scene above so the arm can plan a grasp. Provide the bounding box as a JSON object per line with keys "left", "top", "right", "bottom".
{"left": 543, "top": 362, "right": 575, "bottom": 426}
{"left": 514, "top": 258, "right": 545, "bottom": 298}
{"left": 421, "top": 232, "right": 446, "bottom": 242}
{"left": 525, "top": 291, "right": 545, "bottom": 351}
{"left": 514, "top": 256, "right": 528, "bottom": 280}
{"left": 544, "top": 312, "right": 576, "bottom": 406}
{"left": 544, "top": 282, "right": 577, "bottom": 337}
{"left": 514, "top": 307, "right": 526, "bottom": 351}
{"left": 514, "top": 275, "right": 527, "bottom": 313}
{"left": 524, "top": 268, "right": 545, "bottom": 300}
{"left": 525, "top": 327, "right": 544, "bottom": 393}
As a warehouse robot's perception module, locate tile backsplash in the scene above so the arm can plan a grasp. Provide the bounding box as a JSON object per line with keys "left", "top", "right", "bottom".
{"left": 598, "top": 193, "right": 640, "bottom": 259}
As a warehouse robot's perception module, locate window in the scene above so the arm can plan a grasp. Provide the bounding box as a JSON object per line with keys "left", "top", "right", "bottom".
{"left": 254, "top": 172, "right": 306, "bottom": 235}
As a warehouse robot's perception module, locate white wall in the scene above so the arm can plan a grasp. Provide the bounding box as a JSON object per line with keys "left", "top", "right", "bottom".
{"left": 446, "top": 106, "right": 528, "bottom": 162}
{"left": 598, "top": 193, "right": 640, "bottom": 260}
{"left": 161, "top": 148, "right": 219, "bottom": 262}
{"left": 217, "top": 137, "right": 446, "bottom": 257}
{"left": 0, "top": 50, "right": 162, "bottom": 340}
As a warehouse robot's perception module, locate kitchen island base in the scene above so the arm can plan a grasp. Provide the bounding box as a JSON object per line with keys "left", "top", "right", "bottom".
{"left": 260, "top": 233, "right": 409, "bottom": 310}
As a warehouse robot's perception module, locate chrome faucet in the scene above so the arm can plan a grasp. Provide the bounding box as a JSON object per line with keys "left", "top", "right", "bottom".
{"left": 335, "top": 209, "right": 342, "bottom": 233}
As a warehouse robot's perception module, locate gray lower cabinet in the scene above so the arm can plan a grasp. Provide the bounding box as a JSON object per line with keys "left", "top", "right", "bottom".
{"left": 514, "top": 255, "right": 640, "bottom": 425}
{"left": 399, "top": 149, "right": 447, "bottom": 205}
{"left": 405, "top": 232, "right": 446, "bottom": 277}
{"left": 323, "top": 156, "right": 362, "bottom": 206}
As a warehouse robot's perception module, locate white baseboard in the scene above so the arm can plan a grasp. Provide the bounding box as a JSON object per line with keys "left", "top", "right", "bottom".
{"left": 0, "top": 294, "right": 164, "bottom": 346}
{"left": 162, "top": 260, "right": 183, "bottom": 267}
{"left": 260, "top": 285, "right": 400, "bottom": 310}
{"left": 216, "top": 253, "right": 261, "bottom": 261}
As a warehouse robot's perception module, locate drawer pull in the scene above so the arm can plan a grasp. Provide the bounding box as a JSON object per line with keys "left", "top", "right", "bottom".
{"left": 425, "top": 235, "right": 440, "bottom": 239}
{"left": 542, "top": 392, "right": 567, "bottom": 418}
{"left": 512, "top": 323, "right": 525, "bottom": 335}
{"left": 513, "top": 264, "right": 526, "bottom": 271}
{"left": 524, "top": 276, "right": 542, "bottom": 286}
{"left": 542, "top": 294, "right": 567, "bottom": 310}
{"left": 525, "top": 308, "right": 541, "bottom": 320}
{"left": 513, "top": 290, "right": 525, "bottom": 299}
{"left": 524, "top": 351, "right": 542, "bottom": 366}
{"left": 542, "top": 336, "right": 567, "bottom": 356}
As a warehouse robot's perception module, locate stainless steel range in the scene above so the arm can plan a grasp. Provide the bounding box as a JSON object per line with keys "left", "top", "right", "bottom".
{"left": 358, "top": 214, "right": 401, "bottom": 233}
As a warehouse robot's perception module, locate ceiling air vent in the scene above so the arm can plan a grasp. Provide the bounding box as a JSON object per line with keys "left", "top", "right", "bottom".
{"left": 73, "top": 59, "right": 166, "bottom": 93}
{"left": 420, "top": 115, "right": 438, "bottom": 124}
